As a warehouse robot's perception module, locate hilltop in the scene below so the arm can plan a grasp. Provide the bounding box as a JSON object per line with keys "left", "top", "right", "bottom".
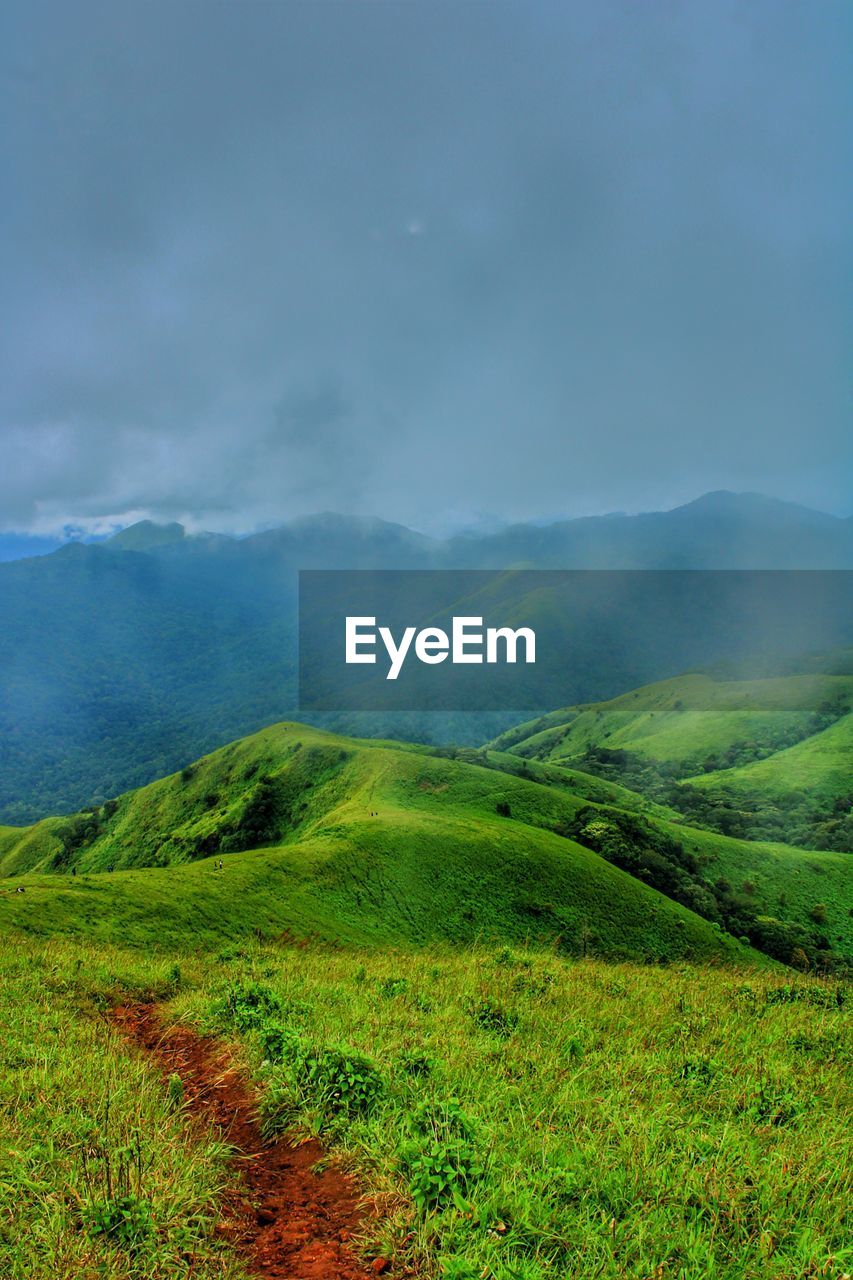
{"left": 0, "top": 720, "right": 765, "bottom": 964}
{"left": 491, "top": 669, "right": 853, "bottom": 851}
{"left": 2, "top": 718, "right": 849, "bottom": 966}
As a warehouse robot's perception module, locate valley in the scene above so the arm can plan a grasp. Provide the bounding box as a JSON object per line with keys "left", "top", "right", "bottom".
{"left": 0, "top": 507, "right": 850, "bottom": 1279}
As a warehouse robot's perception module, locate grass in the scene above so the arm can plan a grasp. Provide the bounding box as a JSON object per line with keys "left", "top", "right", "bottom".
{"left": 654, "top": 820, "right": 853, "bottom": 958}
{"left": 0, "top": 699, "right": 848, "bottom": 1278}
{"left": 494, "top": 672, "right": 853, "bottom": 854}
{"left": 1, "top": 931, "right": 849, "bottom": 1280}
{"left": 494, "top": 674, "right": 853, "bottom": 770}
{"left": 0, "top": 721, "right": 764, "bottom": 966}
{"left": 688, "top": 712, "right": 853, "bottom": 802}
{"left": 0, "top": 939, "right": 246, "bottom": 1279}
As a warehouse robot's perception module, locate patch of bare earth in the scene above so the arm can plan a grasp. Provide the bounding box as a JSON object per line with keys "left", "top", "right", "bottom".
{"left": 111, "top": 1004, "right": 392, "bottom": 1279}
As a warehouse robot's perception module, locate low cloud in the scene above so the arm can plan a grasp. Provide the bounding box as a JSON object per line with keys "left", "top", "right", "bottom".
{"left": 1, "top": 1, "right": 850, "bottom": 534}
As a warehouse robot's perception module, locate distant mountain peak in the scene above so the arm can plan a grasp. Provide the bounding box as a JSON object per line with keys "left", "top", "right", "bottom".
{"left": 672, "top": 491, "right": 837, "bottom": 522}
{"left": 107, "top": 520, "right": 187, "bottom": 551}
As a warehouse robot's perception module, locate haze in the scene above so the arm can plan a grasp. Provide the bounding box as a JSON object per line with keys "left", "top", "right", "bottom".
{"left": 1, "top": 1, "right": 850, "bottom": 536}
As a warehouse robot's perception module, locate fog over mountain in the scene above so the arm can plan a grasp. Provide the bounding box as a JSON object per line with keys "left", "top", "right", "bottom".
{"left": 1, "top": 489, "right": 851, "bottom": 823}
{"left": 2, "top": 1, "right": 850, "bottom": 536}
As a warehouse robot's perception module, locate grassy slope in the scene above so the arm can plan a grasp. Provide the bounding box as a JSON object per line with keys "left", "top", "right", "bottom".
{"left": 656, "top": 821, "right": 853, "bottom": 955}
{"left": 492, "top": 753, "right": 853, "bottom": 955}
{"left": 491, "top": 671, "right": 853, "bottom": 906}
{"left": 493, "top": 672, "right": 853, "bottom": 769}
{"left": 3, "top": 932, "right": 848, "bottom": 1280}
{"left": 0, "top": 939, "right": 246, "bottom": 1280}
{"left": 687, "top": 710, "right": 853, "bottom": 802}
{"left": 0, "top": 723, "right": 758, "bottom": 965}
{"left": 187, "top": 942, "right": 850, "bottom": 1280}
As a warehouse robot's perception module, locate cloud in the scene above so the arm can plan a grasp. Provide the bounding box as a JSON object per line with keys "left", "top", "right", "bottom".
{"left": 0, "top": 0, "right": 850, "bottom": 534}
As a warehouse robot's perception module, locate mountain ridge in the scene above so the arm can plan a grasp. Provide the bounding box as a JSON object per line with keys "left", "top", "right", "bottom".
{"left": 1, "top": 491, "right": 850, "bottom": 823}
{"left": 3, "top": 490, "right": 851, "bottom": 567}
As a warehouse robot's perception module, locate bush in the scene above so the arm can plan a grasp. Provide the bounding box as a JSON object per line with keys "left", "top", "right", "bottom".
{"left": 261, "top": 1041, "right": 386, "bottom": 1134}
{"left": 259, "top": 1020, "right": 300, "bottom": 1063}
{"left": 397, "top": 1049, "right": 435, "bottom": 1077}
{"left": 468, "top": 999, "right": 519, "bottom": 1038}
{"left": 217, "top": 980, "right": 282, "bottom": 1030}
{"left": 749, "top": 1079, "right": 802, "bottom": 1127}
{"left": 401, "top": 1099, "right": 481, "bottom": 1213}
{"left": 405, "top": 1138, "right": 480, "bottom": 1212}
{"left": 82, "top": 1194, "right": 154, "bottom": 1250}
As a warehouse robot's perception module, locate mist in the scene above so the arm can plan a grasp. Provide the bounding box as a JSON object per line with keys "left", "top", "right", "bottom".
{"left": 1, "top": 1, "right": 850, "bottom": 535}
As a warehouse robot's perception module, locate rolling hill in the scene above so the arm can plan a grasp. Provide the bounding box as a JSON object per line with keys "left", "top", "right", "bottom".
{"left": 493, "top": 669, "right": 853, "bottom": 851}
{"left": 1, "top": 491, "right": 851, "bottom": 824}
{"left": 0, "top": 721, "right": 757, "bottom": 963}
{"left": 2, "top": 719, "right": 849, "bottom": 966}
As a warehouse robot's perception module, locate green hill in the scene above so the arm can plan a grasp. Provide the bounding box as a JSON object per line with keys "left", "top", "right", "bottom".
{"left": 687, "top": 710, "right": 852, "bottom": 812}
{"left": 0, "top": 721, "right": 766, "bottom": 965}
{"left": 3, "top": 492, "right": 851, "bottom": 826}
{"left": 494, "top": 671, "right": 853, "bottom": 850}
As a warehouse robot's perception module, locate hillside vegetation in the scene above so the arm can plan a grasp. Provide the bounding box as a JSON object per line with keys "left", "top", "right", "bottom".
{"left": 1, "top": 718, "right": 849, "bottom": 968}
{"left": 494, "top": 671, "right": 853, "bottom": 851}
{"left": 1, "top": 932, "right": 849, "bottom": 1280}
{"left": 0, "top": 724, "right": 756, "bottom": 966}
{"left": 3, "top": 492, "right": 851, "bottom": 824}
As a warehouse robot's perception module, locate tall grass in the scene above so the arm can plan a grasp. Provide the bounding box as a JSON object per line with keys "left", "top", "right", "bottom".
{"left": 1, "top": 933, "right": 849, "bottom": 1279}
{"left": 180, "top": 942, "right": 850, "bottom": 1280}
{"left": 0, "top": 941, "right": 247, "bottom": 1279}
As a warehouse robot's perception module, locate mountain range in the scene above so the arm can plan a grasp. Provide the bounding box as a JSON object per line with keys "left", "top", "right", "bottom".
{"left": 0, "top": 491, "right": 851, "bottom": 822}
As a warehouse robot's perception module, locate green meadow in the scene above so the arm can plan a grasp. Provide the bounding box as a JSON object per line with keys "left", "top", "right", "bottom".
{"left": 0, "top": 667, "right": 850, "bottom": 1278}
{"left": 0, "top": 935, "right": 849, "bottom": 1280}
{"left": 497, "top": 672, "right": 853, "bottom": 852}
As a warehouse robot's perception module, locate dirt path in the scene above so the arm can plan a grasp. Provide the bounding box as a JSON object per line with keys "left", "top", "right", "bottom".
{"left": 111, "top": 1004, "right": 388, "bottom": 1279}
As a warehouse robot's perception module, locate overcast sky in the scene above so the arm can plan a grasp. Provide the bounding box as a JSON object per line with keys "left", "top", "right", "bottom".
{"left": 1, "top": 1, "right": 850, "bottom": 535}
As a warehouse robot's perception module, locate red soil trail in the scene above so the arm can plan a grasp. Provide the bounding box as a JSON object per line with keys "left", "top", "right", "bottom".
{"left": 110, "top": 1003, "right": 388, "bottom": 1280}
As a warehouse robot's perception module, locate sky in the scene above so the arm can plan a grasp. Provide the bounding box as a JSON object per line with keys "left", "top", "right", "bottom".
{"left": 1, "top": 0, "right": 850, "bottom": 537}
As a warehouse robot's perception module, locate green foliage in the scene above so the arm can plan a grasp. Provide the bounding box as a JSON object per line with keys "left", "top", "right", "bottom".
{"left": 261, "top": 1040, "right": 385, "bottom": 1133}
{"left": 402, "top": 1099, "right": 481, "bottom": 1212}
{"left": 501, "top": 672, "right": 853, "bottom": 851}
{"left": 1, "top": 723, "right": 765, "bottom": 966}
{"left": 217, "top": 979, "right": 282, "bottom": 1029}
{"left": 2, "top": 934, "right": 852, "bottom": 1279}
{"left": 82, "top": 1194, "right": 154, "bottom": 1250}
{"left": 403, "top": 1137, "right": 480, "bottom": 1213}
{"left": 169, "top": 941, "right": 848, "bottom": 1279}
{"left": 166, "top": 1073, "right": 184, "bottom": 1110}
{"left": 0, "top": 941, "right": 245, "bottom": 1279}
{"left": 467, "top": 999, "right": 519, "bottom": 1038}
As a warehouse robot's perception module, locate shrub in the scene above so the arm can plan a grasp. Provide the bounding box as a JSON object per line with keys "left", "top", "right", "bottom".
{"left": 677, "top": 1056, "right": 718, "bottom": 1086}
{"left": 468, "top": 999, "right": 519, "bottom": 1038}
{"left": 404, "top": 1138, "right": 481, "bottom": 1213}
{"left": 749, "top": 1079, "right": 802, "bottom": 1127}
{"left": 80, "top": 1129, "right": 153, "bottom": 1252}
{"left": 379, "top": 976, "right": 409, "bottom": 999}
{"left": 397, "top": 1049, "right": 435, "bottom": 1078}
{"left": 299, "top": 1045, "right": 385, "bottom": 1115}
{"left": 259, "top": 1020, "right": 300, "bottom": 1064}
{"left": 217, "top": 980, "right": 282, "bottom": 1030}
{"left": 82, "top": 1194, "right": 154, "bottom": 1250}
{"left": 261, "top": 1041, "right": 385, "bottom": 1134}
{"left": 401, "top": 1100, "right": 481, "bottom": 1213}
